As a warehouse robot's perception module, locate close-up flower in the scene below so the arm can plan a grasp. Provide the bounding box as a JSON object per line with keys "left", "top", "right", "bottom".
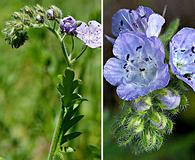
{"left": 60, "top": 16, "right": 77, "bottom": 34}
{"left": 104, "top": 31, "right": 170, "bottom": 101}
{"left": 112, "top": 6, "right": 165, "bottom": 38}
{"left": 169, "top": 27, "right": 195, "bottom": 91}
{"left": 76, "top": 21, "right": 102, "bottom": 48}
{"left": 159, "top": 89, "right": 181, "bottom": 110}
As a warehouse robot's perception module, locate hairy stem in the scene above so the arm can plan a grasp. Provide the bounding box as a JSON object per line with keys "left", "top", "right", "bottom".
{"left": 45, "top": 25, "right": 71, "bottom": 67}
{"left": 73, "top": 45, "right": 88, "bottom": 62}
{"left": 48, "top": 109, "right": 64, "bottom": 160}
{"left": 61, "top": 40, "right": 71, "bottom": 67}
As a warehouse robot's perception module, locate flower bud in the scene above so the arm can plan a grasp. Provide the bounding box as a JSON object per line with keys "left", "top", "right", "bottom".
{"left": 47, "top": 6, "right": 62, "bottom": 20}
{"left": 36, "top": 15, "right": 44, "bottom": 23}
{"left": 150, "top": 112, "right": 167, "bottom": 130}
{"left": 46, "top": 9, "right": 54, "bottom": 20}
{"left": 159, "top": 89, "right": 181, "bottom": 110}
{"left": 132, "top": 97, "right": 152, "bottom": 111}
{"left": 60, "top": 16, "right": 77, "bottom": 34}
{"left": 134, "top": 121, "right": 144, "bottom": 134}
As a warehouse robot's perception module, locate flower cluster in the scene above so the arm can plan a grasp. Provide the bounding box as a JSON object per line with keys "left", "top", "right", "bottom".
{"left": 104, "top": 5, "right": 194, "bottom": 153}
{"left": 2, "top": 5, "right": 102, "bottom": 49}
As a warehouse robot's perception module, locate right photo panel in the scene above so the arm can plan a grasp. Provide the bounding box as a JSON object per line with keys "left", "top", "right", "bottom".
{"left": 103, "top": 0, "right": 195, "bottom": 159}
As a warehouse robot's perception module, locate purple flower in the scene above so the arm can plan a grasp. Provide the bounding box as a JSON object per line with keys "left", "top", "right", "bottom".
{"left": 60, "top": 16, "right": 77, "bottom": 34}
{"left": 159, "top": 89, "right": 181, "bottom": 110}
{"left": 76, "top": 21, "right": 102, "bottom": 48}
{"left": 104, "top": 31, "right": 170, "bottom": 101}
{"left": 112, "top": 6, "right": 165, "bottom": 38}
{"left": 169, "top": 27, "right": 195, "bottom": 91}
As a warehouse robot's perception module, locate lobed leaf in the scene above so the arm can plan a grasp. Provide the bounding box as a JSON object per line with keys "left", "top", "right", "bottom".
{"left": 61, "top": 132, "right": 82, "bottom": 145}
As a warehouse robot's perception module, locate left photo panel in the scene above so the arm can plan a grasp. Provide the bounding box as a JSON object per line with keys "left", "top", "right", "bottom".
{"left": 0, "top": 0, "right": 101, "bottom": 160}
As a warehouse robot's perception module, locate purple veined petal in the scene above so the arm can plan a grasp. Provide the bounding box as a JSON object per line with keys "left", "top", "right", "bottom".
{"left": 116, "top": 82, "right": 150, "bottom": 101}
{"left": 112, "top": 8, "right": 148, "bottom": 37}
{"left": 135, "top": 6, "right": 154, "bottom": 19}
{"left": 111, "top": 6, "right": 164, "bottom": 38}
{"left": 103, "top": 31, "right": 170, "bottom": 101}
{"left": 169, "top": 27, "right": 195, "bottom": 91}
{"left": 76, "top": 20, "right": 102, "bottom": 48}
{"left": 146, "top": 14, "right": 165, "bottom": 37}
{"left": 150, "top": 64, "right": 170, "bottom": 91}
{"left": 104, "top": 57, "right": 125, "bottom": 86}
{"left": 113, "top": 31, "right": 145, "bottom": 60}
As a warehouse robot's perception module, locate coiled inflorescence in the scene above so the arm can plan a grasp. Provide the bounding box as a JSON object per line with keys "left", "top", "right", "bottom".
{"left": 104, "top": 5, "right": 193, "bottom": 154}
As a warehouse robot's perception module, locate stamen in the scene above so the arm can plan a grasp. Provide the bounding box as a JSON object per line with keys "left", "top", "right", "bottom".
{"left": 120, "top": 20, "right": 123, "bottom": 26}
{"left": 183, "top": 73, "right": 192, "bottom": 80}
{"left": 191, "top": 46, "right": 195, "bottom": 53}
{"left": 123, "top": 63, "right": 127, "bottom": 69}
{"left": 139, "top": 68, "right": 145, "bottom": 72}
{"left": 136, "top": 46, "right": 142, "bottom": 51}
{"left": 141, "top": 14, "right": 146, "bottom": 18}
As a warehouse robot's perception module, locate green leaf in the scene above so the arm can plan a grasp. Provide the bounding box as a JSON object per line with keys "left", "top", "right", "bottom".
{"left": 160, "top": 18, "right": 180, "bottom": 46}
{"left": 64, "top": 106, "right": 79, "bottom": 121}
{"left": 57, "top": 68, "right": 83, "bottom": 107}
{"left": 62, "top": 115, "right": 84, "bottom": 133}
{"left": 61, "top": 132, "right": 82, "bottom": 145}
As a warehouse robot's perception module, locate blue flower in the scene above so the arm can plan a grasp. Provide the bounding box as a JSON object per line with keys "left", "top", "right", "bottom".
{"left": 112, "top": 6, "right": 165, "bottom": 38}
{"left": 159, "top": 89, "right": 181, "bottom": 110}
{"left": 60, "top": 16, "right": 77, "bottom": 34}
{"left": 104, "top": 31, "right": 170, "bottom": 101}
{"left": 169, "top": 27, "right": 195, "bottom": 91}
{"left": 76, "top": 21, "right": 102, "bottom": 48}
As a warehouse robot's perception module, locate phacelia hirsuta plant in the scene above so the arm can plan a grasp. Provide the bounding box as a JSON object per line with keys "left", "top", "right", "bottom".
{"left": 2, "top": 4, "right": 102, "bottom": 159}
{"left": 104, "top": 6, "right": 194, "bottom": 154}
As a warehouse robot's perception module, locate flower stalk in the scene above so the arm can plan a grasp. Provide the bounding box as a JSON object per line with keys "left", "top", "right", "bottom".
{"left": 48, "top": 109, "right": 64, "bottom": 160}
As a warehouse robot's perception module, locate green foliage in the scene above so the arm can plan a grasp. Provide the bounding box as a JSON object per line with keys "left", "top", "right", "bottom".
{"left": 57, "top": 68, "right": 86, "bottom": 107}
{"left": 160, "top": 18, "right": 180, "bottom": 46}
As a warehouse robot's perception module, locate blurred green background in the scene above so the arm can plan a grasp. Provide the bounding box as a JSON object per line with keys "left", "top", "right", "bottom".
{"left": 0, "top": 0, "right": 101, "bottom": 159}
{"left": 103, "top": 0, "right": 195, "bottom": 160}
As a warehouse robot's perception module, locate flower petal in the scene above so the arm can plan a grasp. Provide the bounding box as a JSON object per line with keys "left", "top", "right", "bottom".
{"left": 116, "top": 83, "right": 149, "bottom": 101}
{"left": 113, "top": 31, "right": 145, "bottom": 60}
{"left": 109, "top": 32, "right": 170, "bottom": 101}
{"left": 146, "top": 14, "right": 165, "bottom": 37}
{"left": 169, "top": 27, "right": 195, "bottom": 91}
{"left": 104, "top": 57, "right": 125, "bottom": 86}
{"left": 76, "top": 21, "right": 102, "bottom": 48}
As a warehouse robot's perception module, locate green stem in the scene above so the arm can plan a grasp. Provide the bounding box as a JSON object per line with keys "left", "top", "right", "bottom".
{"left": 73, "top": 45, "right": 88, "bottom": 62}
{"left": 45, "top": 25, "right": 71, "bottom": 67}
{"left": 71, "top": 36, "right": 75, "bottom": 52}
{"left": 48, "top": 109, "right": 64, "bottom": 160}
{"left": 61, "top": 40, "right": 71, "bottom": 67}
